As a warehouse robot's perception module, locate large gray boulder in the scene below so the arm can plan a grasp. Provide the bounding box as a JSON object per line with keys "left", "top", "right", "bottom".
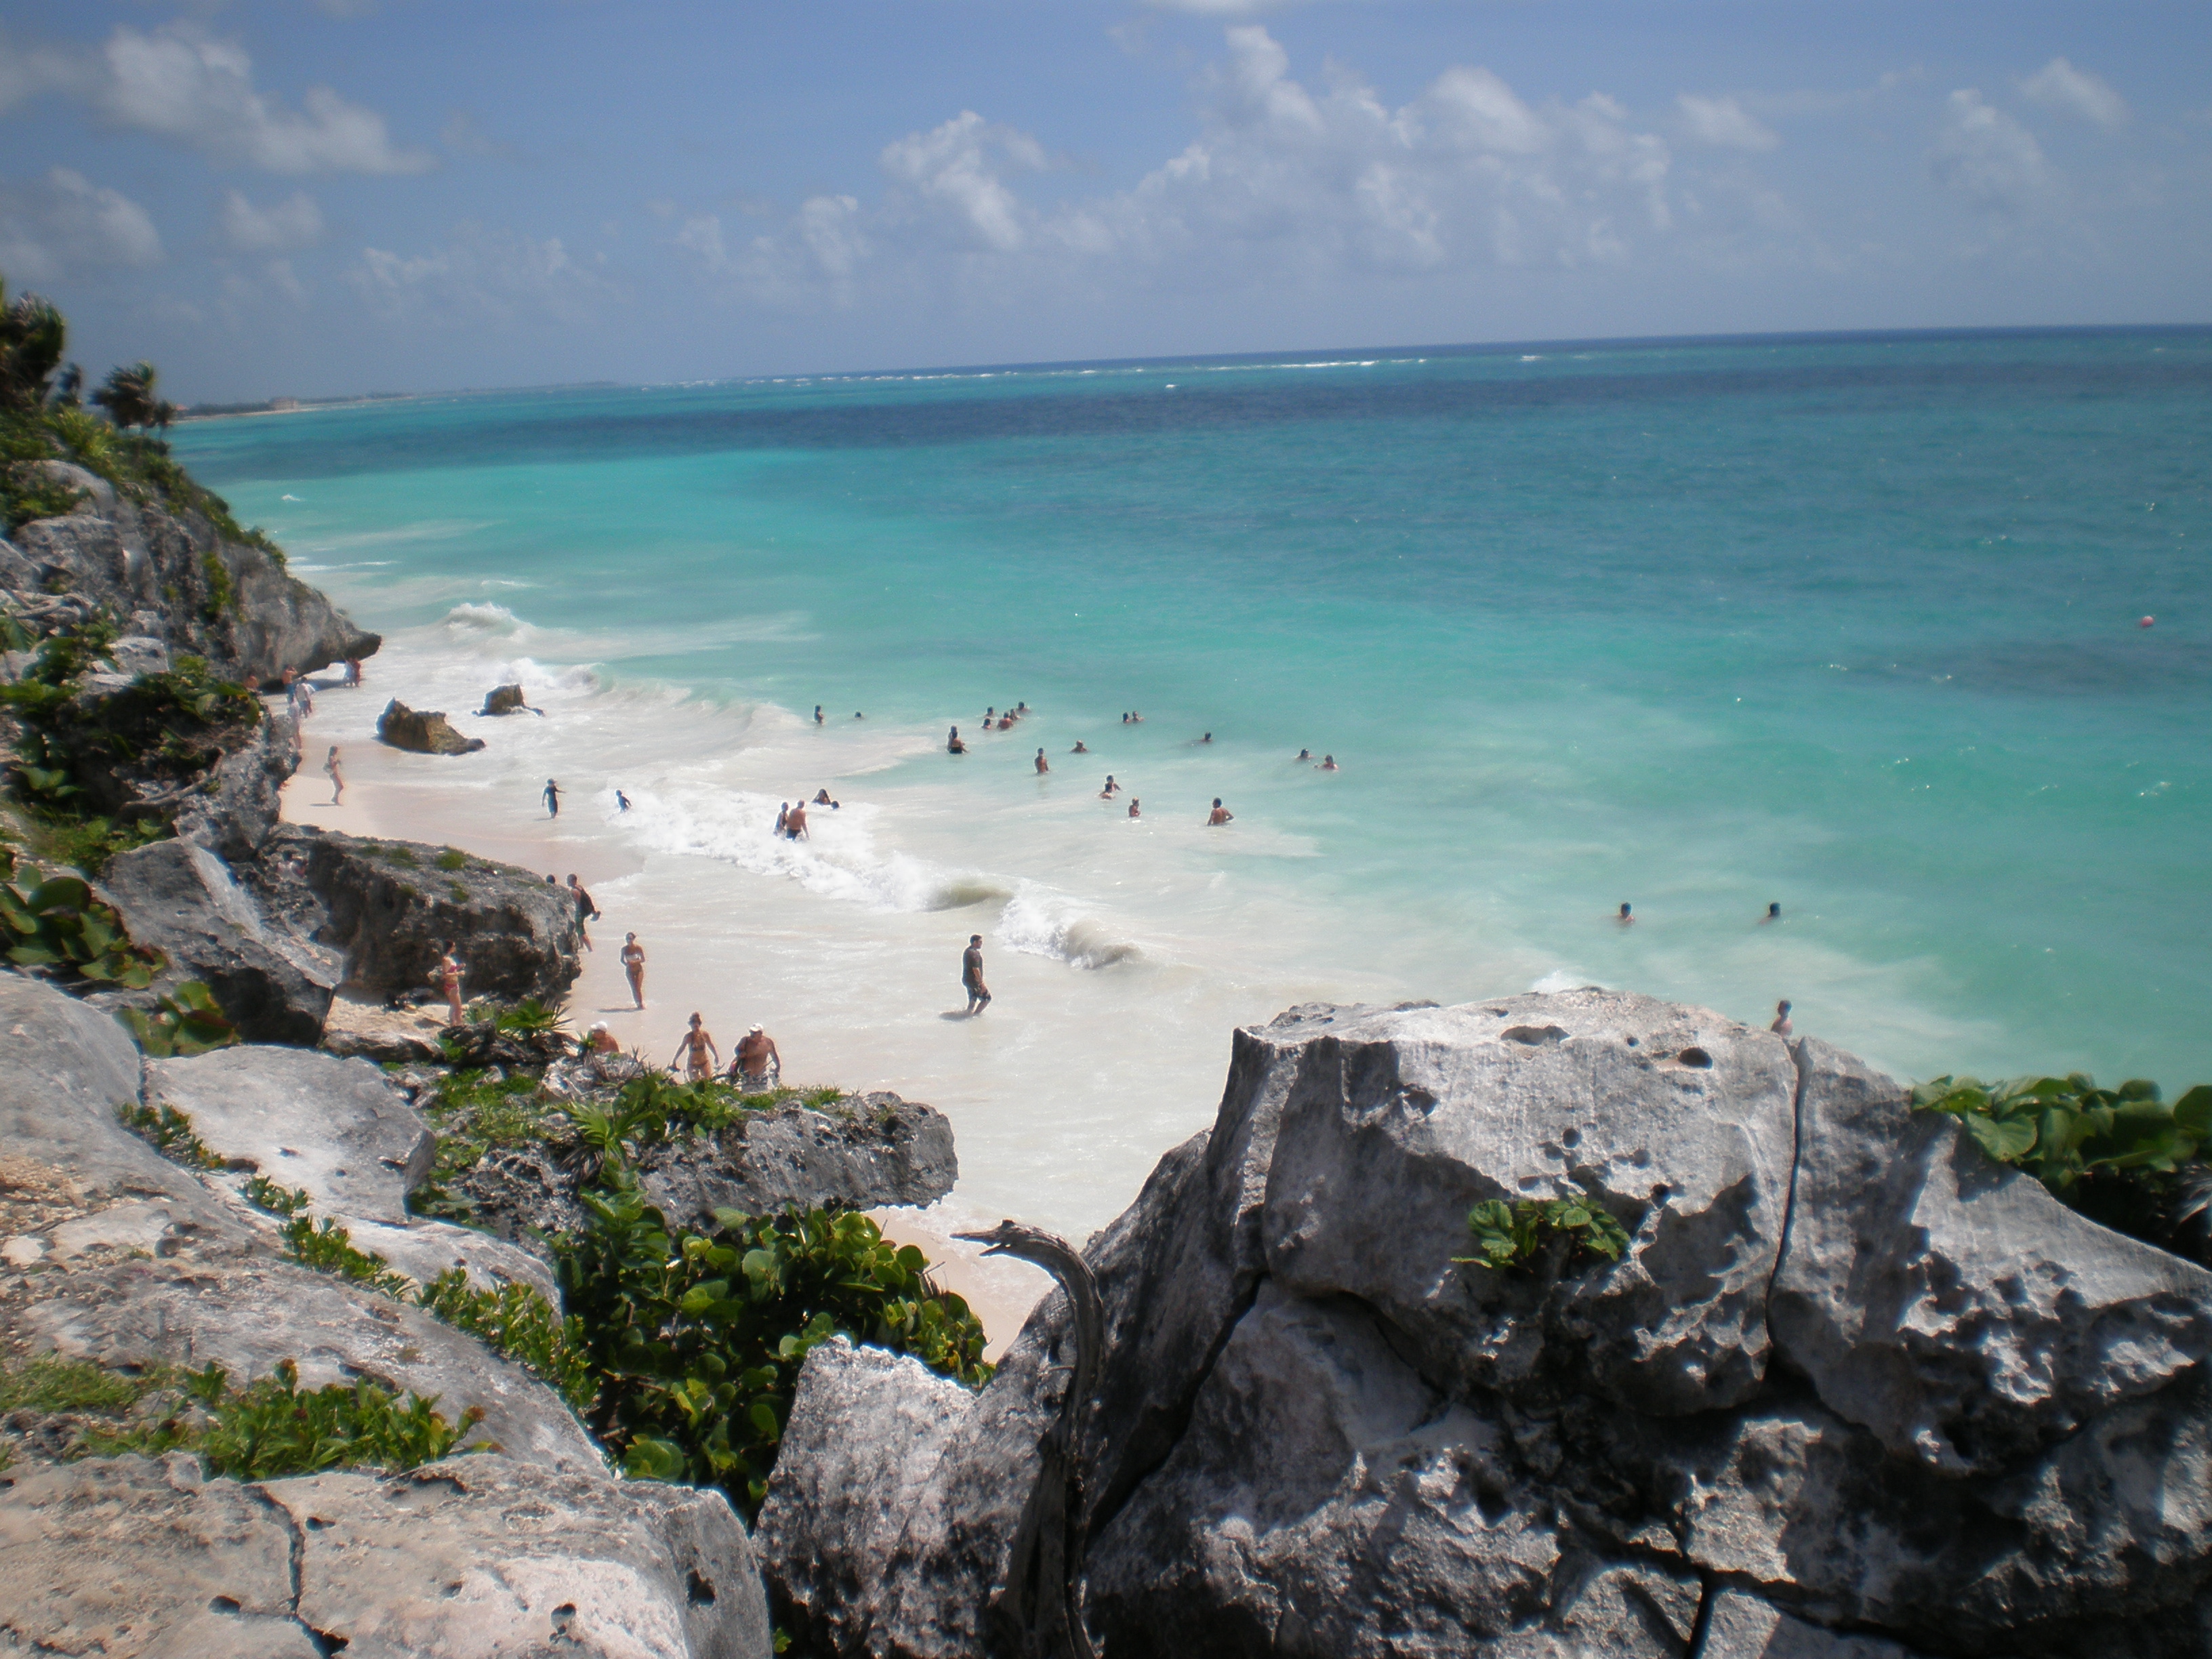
{"left": 249, "top": 824, "right": 581, "bottom": 1002}
{"left": 173, "top": 712, "right": 300, "bottom": 862}
{"left": 376, "top": 697, "right": 485, "bottom": 755}
{"left": 147, "top": 1046, "right": 432, "bottom": 1225}
{"left": 0, "top": 971, "right": 241, "bottom": 1243}
{"left": 21, "top": 1251, "right": 602, "bottom": 1475}
{"left": 100, "top": 839, "right": 338, "bottom": 1045}
{"left": 1769, "top": 1037, "right": 2212, "bottom": 1473}
{"left": 0, "top": 1452, "right": 771, "bottom": 1659}
{"left": 636, "top": 1093, "right": 960, "bottom": 1225}
{"left": 758, "top": 991, "right": 2212, "bottom": 1659}
{"left": 9, "top": 492, "right": 377, "bottom": 680}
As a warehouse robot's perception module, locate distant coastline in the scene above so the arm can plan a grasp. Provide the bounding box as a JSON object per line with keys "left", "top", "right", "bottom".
{"left": 178, "top": 391, "right": 417, "bottom": 422}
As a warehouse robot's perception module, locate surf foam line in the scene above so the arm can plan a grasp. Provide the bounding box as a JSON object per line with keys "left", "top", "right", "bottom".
{"left": 366, "top": 605, "right": 1161, "bottom": 973}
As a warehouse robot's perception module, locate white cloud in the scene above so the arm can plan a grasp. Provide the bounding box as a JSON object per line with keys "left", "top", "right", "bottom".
{"left": 0, "top": 24, "right": 432, "bottom": 175}
{"left": 218, "top": 188, "right": 325, "bottom": 253}
{"left": 351, "top": 223, "right": 615, "bottom": 325}
{"left": 1929, "top": 89, "right": 2049, "bottom": 212}
{"left": 1677, "top": 94, "right": 1780, "bottom": 152}
{"left": 0, "top": 167, "right": 163, "bottom": 281}
{"left": 880, "top": 112, "right": 1047, "bottom": 252}
{"left": 2020, "top": 58, "right": 2128, "bottom": 128}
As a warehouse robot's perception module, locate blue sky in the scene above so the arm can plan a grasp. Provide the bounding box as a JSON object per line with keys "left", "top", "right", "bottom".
{"left": 3, "top": 1, "right": 2207, "bottom": 401}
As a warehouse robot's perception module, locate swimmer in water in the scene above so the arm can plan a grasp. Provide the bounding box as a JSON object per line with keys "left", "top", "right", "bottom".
{"left": 785, "top": 798, "right": 810, "bottom": 840}
{"left": 1071, "top": 740, "right": 1088, "bottom": 754}
{"left": 1296, "top": 748, "right": 1311, "bottom": 761}
{"left": 814, "top": 705, "right": 824, "bottom": 725}
{"left": 1035, "top": 748, "right": 1050, "bottom": 775}
{"left": 615, "top": 789, "right": 632, "bottom": 812}
{"left": 1616, "top": 903, "right": 1634, "bottom": 926}
{"left": 773, "top": 802, "right": 789, "bottom": 836}
{"left": 1761, "top": 902, "right": 1781, "bottom": 924}
{"left": 1319, "top": 754, "right": 1338, "bottom": 771}
{"left": 1770, "top": 1000, "right": 1793, "bottom": 1036}
{"left": 1207, "top": 798, "right": 1233, "bottom": 825}
{"left": 1127, "top": 797, "right": 1141, "bottom": 819}
{"left": 813, "top": 788, "right": 838, "bottom": 807}
{"left": 1100, "top": 775, "right": 1119, "bottom": 797}
{"left": 948, "top": 726, "right": 967, "bottom": 754}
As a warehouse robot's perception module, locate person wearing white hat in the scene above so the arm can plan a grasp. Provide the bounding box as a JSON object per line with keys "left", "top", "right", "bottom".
{"left": 586, "top": 1021, "right": 619, "bottom": 1055}
{"left": 734, "top": 1025, "right": 780, "bottom": 1092}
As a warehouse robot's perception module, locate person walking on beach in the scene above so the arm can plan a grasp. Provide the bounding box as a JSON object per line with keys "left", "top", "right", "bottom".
{"left": 343, "top": 657, "right": 362, "bottom": 688}
{"left": 962, "top": 934, "right": 991, "bottom": 1014}
{"left": 543, "top": 779, "right": 562, "bottom": 819}
{"left": 1035, "top": 748, "right": 1050, "bottom": 775}
{"left": 670, "top": 1012, "right": 720, "bottom": 1082}
{"left": 323, "top": 745, "right": 344, "bottom": 804}
{"left": 567, "top": 874, "right": 599, "bottom": 951}
{"left": 1770, "top": 1000, "right": 1794, "bottom": 1037}
{"left": 433, "top": 943, "right": 465, "bottom": 1027}
{"left": 733, "top": 1025, "right": 781, "bottom": 1090}
{"left": 1207, "top": 798, "right": 1233, "bottom": 825}
{"left": 621, "top": 933, "right": 646, "bottom": 1008}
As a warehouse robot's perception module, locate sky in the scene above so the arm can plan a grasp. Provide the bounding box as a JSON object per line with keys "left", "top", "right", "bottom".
{"left": 2, "top": 1, "right": 2207, "bottom": 403}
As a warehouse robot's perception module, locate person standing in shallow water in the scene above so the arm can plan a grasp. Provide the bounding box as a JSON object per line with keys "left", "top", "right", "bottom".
{"left": 963, "top": 935, "right": 991, "bottom": 1014}
{"left": 1206, "top": 798, "right": 1233, "bottom": 825}
{"left": 1035, "top": 748, "right": 1050, "bottom": 775}
{"left": 543, "top": 779, "right": 561, "bottom": 819}
{"left": 323, "top": 745, "right": 343, "bottom": 804}
{"left": 1771, "top": 1000, "right": 1793, "bottom": 1036}
{"left": 621, "top": 933, "right": 646, "bottom": 1009}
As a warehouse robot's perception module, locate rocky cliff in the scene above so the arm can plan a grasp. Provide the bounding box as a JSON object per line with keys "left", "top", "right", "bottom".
{"left": 758, "top": 991, "right": 2212, "bottom": 1659}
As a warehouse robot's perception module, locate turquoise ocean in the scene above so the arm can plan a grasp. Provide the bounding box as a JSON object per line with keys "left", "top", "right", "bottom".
{"left": 171, "top": 329, "right": 2212, "bottom": 1243}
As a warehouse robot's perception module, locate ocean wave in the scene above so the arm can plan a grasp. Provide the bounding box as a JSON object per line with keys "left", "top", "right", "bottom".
{"left": 999, "top": 886, "right": 1147, "bottom": 970}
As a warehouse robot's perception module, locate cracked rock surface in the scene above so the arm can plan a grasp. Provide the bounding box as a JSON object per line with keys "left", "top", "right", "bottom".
{"left": 0, "top": 1452, "right": 769, "bottom": 1659}
{"left": 758, "top": 989, "right": 2212, "bottom": 1658}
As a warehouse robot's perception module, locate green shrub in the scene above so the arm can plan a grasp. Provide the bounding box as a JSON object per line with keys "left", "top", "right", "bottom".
{"left": 435, "top": 847, "right": 468, "bottom": 872}
{"left": 1915, "top": 1071, "right": 2210, "bottom": 1259}
{"left": 449, "top": 881, "right": 470, "bottom": 903}
{"left": 1, "top": 464, "right": 83, "bottom": 531}
{"left": 117, "top": 1100, "right": 225, "bottom": 1169}
{"left": 0, "top": 1355, "right": 483, "bottom": 1479}
{"left": 1, "top": 871, "right": 163, "bottom": 987}
{"left": 121, "top": 980, "right": 239, "bottom": 1057}
{"left": 188, "top": 1360, "right": 487, "bottom": 1478}
{"left": 1456, "top": 1193, "right": 1631, "bottom": 1272}
{"left": 554, "top": 1188, "right": 991, "bottom": 1517}
{"left": 382, "top": 844, "right": 419, "bottom": 867}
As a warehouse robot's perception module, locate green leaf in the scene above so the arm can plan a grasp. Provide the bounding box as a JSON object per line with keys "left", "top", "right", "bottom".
{"left": 2171, "top": 1086, "right": 2212, "bottom": 1141}
{"left": 1961, "top": 1113, "right": 2036, "bottom": 1164}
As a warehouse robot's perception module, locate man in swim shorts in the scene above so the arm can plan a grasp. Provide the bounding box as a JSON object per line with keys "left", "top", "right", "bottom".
{"left": 1207, "top": 798, "right": 1233, "bottom": 825}
{"left": 963, "top": 935, "right": 991, "bottom": 1014}
{"left": 670, "top": 1012, "right": 720, "bottom": 1081}
{"left": 567, "top": 874, "right": 599, "bottom": 951}
{"left": 1035, "top": 748, "right": 1050, "bottom": 774}
{"left": 734, "top": 1025, "right": 781, "bottom": 1090}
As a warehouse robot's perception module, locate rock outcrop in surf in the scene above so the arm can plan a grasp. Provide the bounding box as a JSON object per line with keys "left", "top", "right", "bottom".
{"left": 375, "top": 696, "right": 485, "bottom": 754}
{"left": 758, "top": 989, "right": 2212, "bottom": 1659}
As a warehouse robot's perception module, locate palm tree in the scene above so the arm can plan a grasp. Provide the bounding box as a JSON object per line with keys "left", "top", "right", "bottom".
{"left": 91, "top": 361, "right": 176, "bottom": 431}
{"left": 0, "top": 278, "right": 67, "bottom": 411}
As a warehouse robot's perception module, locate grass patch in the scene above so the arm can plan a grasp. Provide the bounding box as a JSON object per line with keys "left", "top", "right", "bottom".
{"left": 435, "top": 847, "right": 468, "bottom": 872}
{"left": 117, "top": 1101, "right": 224, "bottom": 1170}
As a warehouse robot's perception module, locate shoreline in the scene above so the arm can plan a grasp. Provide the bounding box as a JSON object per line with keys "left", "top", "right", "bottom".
{"left": 283, "top": 697, "right": 1052, "bottom": 1357}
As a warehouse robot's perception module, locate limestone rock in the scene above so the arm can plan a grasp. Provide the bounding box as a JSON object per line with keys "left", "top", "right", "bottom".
{"left": 758, "top": 993, "right": 2212, "bottom": 1659}
{"left": 480, "top": 682, "right": 533, "bottom": 715}
{"left": 1260, "top": 992, "right": 1798, "bottom": 1414}
{"left": 1088, "top": 1281, "right": 1703, "bottom": 1659}
{"left": 249, "top": 824, "right": 581, "bottom": 1002}
{"left": 376, "top": 697, "right": 485, "bottom": 755}
{"left": 1700, "top": 1592, "right": 1926, "bottom": 1659}
{"left": 0, "top": 972, "right": 242, "bottom": 1243}
{"left": 1769, "top": 1037, "right": 2212, "bottom": 1473}
{"left": 146, "top": 1045, "right": 432, "bottom": 1224}
{"left": 0, "top": 1453, "right": 321, "bottom": 1659}
{"left": 99, "top": 839, "right": 338, "bottom": 1045}
{"left": 0, "top": 1452, "right": 772, "bottom": 1659}
{"left": 173, "top": 712, "right": 299, "bottom": 862}
{"left": 756, "top": 1337, "right": 978, "bottom": 1657}
{"left": 21, "top": 1252, "right": 602, "bottom": 1475}
{"left": 636, "top": 1094, "right": 960, "bottom": 1226}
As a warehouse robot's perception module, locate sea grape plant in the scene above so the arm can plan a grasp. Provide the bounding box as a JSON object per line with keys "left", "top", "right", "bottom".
{"left": 121, "top": 980, "right": 238, "bottom": 1056}
{"left": 1456, "top": 1192, "right": 1632, "bottom": 1272}
{"left": 1912, "top": 1073, "right": 2209, "bottom": 1194}
{"left": 2, "top": 870, "right": 162, "bottom": 986}
{"left": 554, "top": 1187, "right": 992, "bottom": 1519}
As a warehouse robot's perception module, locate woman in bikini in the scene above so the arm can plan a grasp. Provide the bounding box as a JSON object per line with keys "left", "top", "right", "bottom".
{"left": 621, "top": 933, "right": 647, "bottom": 1008}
